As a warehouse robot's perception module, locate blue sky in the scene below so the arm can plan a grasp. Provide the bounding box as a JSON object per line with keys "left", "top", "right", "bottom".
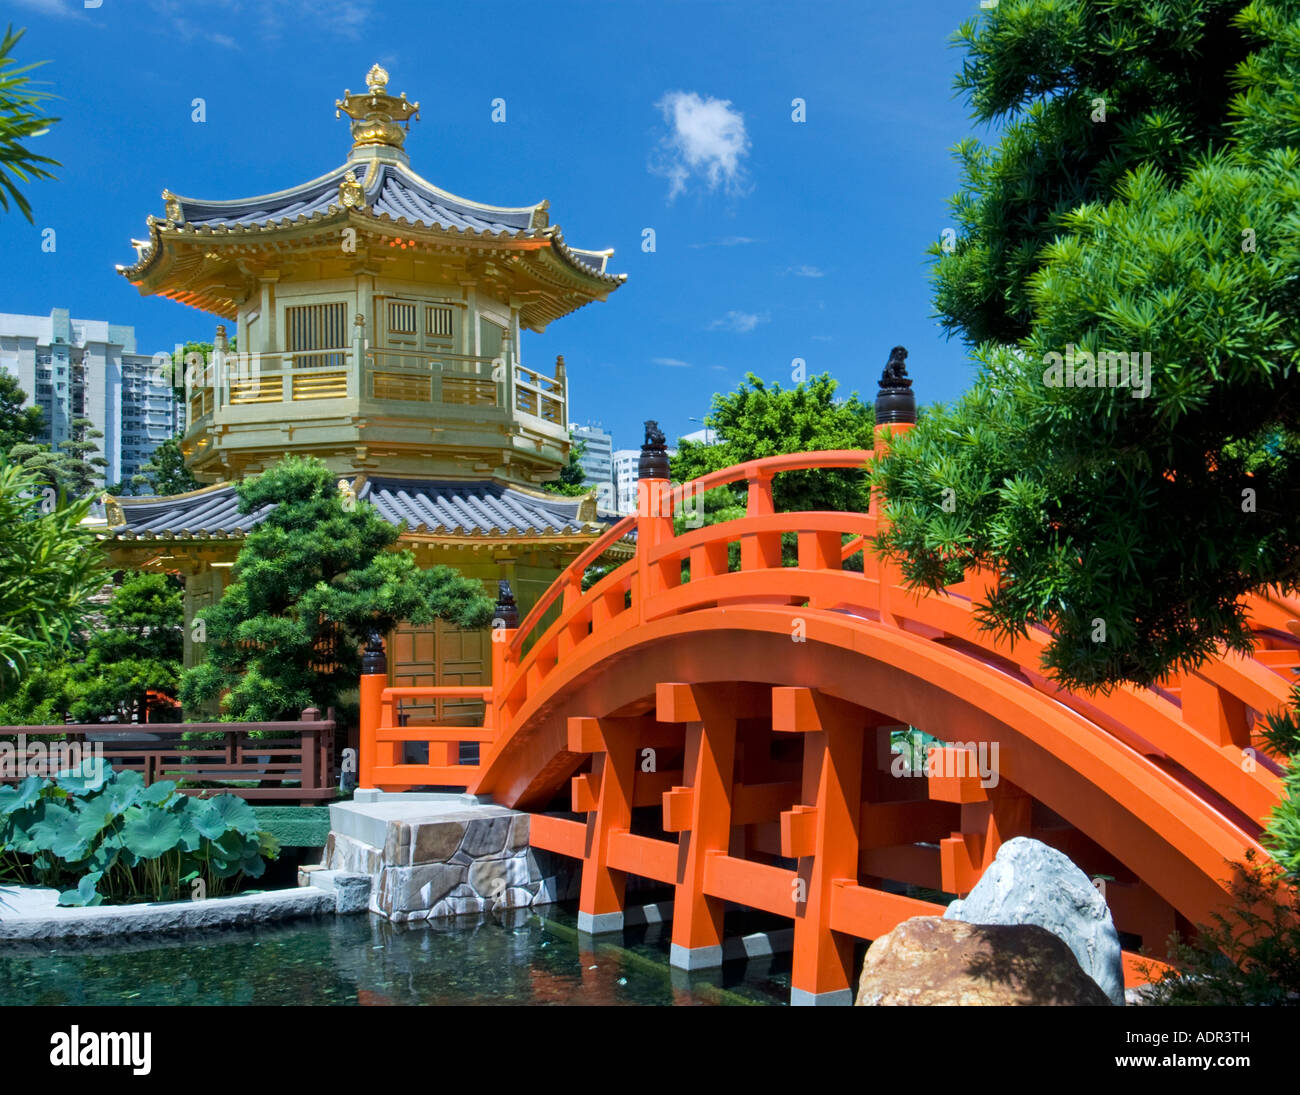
{"left": 4, "top": 0, "right": 989, "bottom": 452}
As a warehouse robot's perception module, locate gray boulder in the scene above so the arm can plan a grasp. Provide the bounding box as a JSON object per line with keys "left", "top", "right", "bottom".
{"left": 945, "top": 836, "right": 1125, "bottom": 1005}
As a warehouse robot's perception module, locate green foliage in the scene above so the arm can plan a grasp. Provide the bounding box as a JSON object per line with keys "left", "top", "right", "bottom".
{"left": 875, "top": 0, "right": 1300, "bottom": 692}
{"left": 1139, "top": 850, "right": 1300, "bottom": 1005}
{"left": 0, "top": 24, "right": 59, "bottom": 222}
{"left": 1259, "top": 681, "right": 1300, "bottom": 877}
{"left": 129, "top": 436, "right": 200, "bottom": 497}
{"left": 544, "top": 437, "right": 592, "bottom": 497}
{"left": 0, "top": 460, "right": 104, "bottom": 695}
{"left": 1269, "top": 763, "right": 1300, "bottom": 880}
{"left": 179, "top": 456, "right": 495, "bottom": 720}
{"left": 8, "top": 415, "right": 110, "bottom": 499}
{"left": 672, "top": 371, "right": 877, "bottom": 513}
{"left": 0, "top": 370, "right": 42, "bottom": 455}
{"left": 66, "top": 572, "right": 183, "bottom": 723}
{"left": 665, "top": 372, "right": 875, "bottom": 570}
{"left": 934, "top": 0, "right": 1259, "bottom": 345}
{"left": 0, "top": 760, "right": 279, "bottom": 905}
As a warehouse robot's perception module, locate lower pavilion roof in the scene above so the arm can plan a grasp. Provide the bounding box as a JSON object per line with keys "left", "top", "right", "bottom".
{"left": 102, "top": 477, "right": 615, "bottom": 542}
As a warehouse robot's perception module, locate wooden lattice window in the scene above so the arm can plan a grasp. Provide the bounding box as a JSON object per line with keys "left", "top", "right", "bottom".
{"left": 426, "top": 305, "right": 453, "bottom": 340}
{"left": 285, "top": 302, "right": 347, "bottom": 368}
{"left": 387, "top": 301, "right": 417, "bottom": 335}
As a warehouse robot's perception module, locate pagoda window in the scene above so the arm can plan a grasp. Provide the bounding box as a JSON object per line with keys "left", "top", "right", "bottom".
{"left": 285, "top": 302, "right": 347, "bottom": 368}
{"left": 387, "top": 301, "right": 417, "bottom": 335}
{"left": 425, "top": 305, "right": 453, "bottom": 342}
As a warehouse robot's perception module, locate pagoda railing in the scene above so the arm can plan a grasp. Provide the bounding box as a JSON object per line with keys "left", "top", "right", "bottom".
{"left": 185, "top": 347, "right": 566, "bottom": 430}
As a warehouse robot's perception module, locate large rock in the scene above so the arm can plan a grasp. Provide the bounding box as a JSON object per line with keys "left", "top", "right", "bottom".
{"left": 855, "top": 916, "right": 1111, "bottom": 1005}
{"left": 945, "top": 836, "right": 1124, "bottom": 1005}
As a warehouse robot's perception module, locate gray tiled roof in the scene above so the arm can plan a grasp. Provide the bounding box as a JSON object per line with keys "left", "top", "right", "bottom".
{"left": 178, "top": 163, "right": 535, "bottom": 236}
{"left": 107, "top": 478, "right": 601, "bottom": 540}
{"left": 181, "top": 170, "right": 355, "bottom": 227}
{"left": 370, "top": 168, "right": 534, "bottom": 233}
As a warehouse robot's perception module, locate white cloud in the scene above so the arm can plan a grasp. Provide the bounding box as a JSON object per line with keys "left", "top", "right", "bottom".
{"left": 689, "top": 236, "right": 757, "bottom": 249}
{"left": 12, "top": 0, "right": 89, "bottom": 19}
{"left": 147, "top": 0, "right": 374, "bottom": 46}
{"left": 653, "top": 357, "right": 693, "bottom": 368}
{"left": 652, "top": 91, "right": 751, "bottom": 201}
{"left": 708, "top": 311, "right": 768, "bottom": 334}
{"left": 787, "top": 265, "right": 825, "bottom": 278}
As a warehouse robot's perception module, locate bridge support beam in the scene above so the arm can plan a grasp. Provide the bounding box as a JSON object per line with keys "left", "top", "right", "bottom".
{"left": 570, "top": 715, "right": 644, "bottom": 935}
{"left": 774, "top": 686, "right": 864, "bottom": 1006}
{"left": 658, "top": 682, "right": 737, "bottom": 970}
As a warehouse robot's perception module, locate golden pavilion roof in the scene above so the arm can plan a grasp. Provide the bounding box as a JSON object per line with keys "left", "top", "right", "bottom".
{"left": 117, "top": 66, "right": 624, "bottom": 330}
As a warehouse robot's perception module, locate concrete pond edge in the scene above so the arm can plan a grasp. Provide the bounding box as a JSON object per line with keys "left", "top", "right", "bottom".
{"left": 0, "top": 871, "right": 371, "bottom": 944}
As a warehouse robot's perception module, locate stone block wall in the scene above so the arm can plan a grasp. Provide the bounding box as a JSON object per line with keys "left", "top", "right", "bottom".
{"left": 324, "top": 808, "right": 579, "bottom": 923}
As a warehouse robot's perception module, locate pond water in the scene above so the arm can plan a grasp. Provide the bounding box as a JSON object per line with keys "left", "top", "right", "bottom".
{"left": 0, "top": 903, "right": 791, "bottom": 1006}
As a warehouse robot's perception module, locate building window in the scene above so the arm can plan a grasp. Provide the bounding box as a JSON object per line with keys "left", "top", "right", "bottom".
{"left": 425, "top": 305, "right": 453, "bottom": 340}
{"left": 387, "top": 301, "right": 417, "bottom": 335}
{"left": 285, "top": 302, "right": 347, "bottom": 368}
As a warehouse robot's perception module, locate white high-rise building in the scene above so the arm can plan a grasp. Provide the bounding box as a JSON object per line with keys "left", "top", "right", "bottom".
{"left": 0, "top": 308, "right": 178, "bottom": 490}
{"left": 570, "top": 423, "right": 614, "bottom": 510}
{"left": 612, "top": 448, "right": 640, "bottom": 515}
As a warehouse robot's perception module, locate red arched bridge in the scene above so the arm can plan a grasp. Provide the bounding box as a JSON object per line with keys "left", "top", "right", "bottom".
{"left": 358, "top": 434, "right": 1293, "bottom": 1004}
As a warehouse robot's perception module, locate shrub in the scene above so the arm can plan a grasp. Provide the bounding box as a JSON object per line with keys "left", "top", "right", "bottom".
{"left": 1139, "top": 851, "right": 1300, "bottom": 1006}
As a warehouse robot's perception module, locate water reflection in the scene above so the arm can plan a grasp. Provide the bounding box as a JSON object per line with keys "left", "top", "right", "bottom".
{"left": 0, "top": 904, "right": 788, "bottom": 1006}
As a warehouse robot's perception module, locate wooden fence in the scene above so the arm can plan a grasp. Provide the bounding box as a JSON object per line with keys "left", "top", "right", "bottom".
{"left": 0, "top": 707, "right": 337, "bottom": 803}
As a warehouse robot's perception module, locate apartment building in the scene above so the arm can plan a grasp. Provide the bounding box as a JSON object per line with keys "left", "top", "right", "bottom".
{"left": 0, "top": 308, "right": 178, "bottom": 489}
{"left": 570, "top": 423, "right": 615, "bottom": 510}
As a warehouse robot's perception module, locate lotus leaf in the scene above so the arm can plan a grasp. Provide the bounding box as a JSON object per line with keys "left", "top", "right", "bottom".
{"left": 0, "top": 774, "right": 45, "bottom": 818}
{"left": 53, "top": 757, "right": 110, "bottom": 795}
{"left": 206, "top": 794, "right": 259, "bottom": 836}
{"left": 178, "top": 796, "right": 227, "bottom": 840}
{"left": 140, "top": 780, "right": 178, "bottom": 806}
{"left": 120, "top": 806, "right": 183, "bottom": 860}
{"left": 99, "top": 768, "right": 145, "bottom": 813}
{"left": 57, "top": 870, "right": 104, "bottom": 908}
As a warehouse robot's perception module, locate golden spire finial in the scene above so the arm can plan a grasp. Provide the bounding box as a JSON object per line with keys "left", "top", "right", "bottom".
{"left": 335, "top": 64, "right": 420, "bottom": 161}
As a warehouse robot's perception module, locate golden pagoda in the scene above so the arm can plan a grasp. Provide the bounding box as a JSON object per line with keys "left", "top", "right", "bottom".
{"left": 105, "top": 65, "right": 628, "bottom": 717}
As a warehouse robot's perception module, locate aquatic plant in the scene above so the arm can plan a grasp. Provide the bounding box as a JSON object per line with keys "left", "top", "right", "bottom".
{"left": 0, "top": 759, "right": 279, "bottom": 905}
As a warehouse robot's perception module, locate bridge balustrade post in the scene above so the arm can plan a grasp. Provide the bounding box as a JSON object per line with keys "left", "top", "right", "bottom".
{"left": 741, "top": 472, "right": 781, "bottom": 571}
{"left": 773, "top": 687, "right": 864, "bottom": 1006}
{"left": 872, "top": 346, "right": 917, "bottom": 625}
{"left": 488, "top": 581, "right": 520, "bottom": 756}
{"left": 636, "top": 421, "right": 674, "bottom": 621}
{"left": 657, "top": 682, "right": 737, "bottom": 970}
{"left": 358, "top": 630, "right": 387, "bottom": 790}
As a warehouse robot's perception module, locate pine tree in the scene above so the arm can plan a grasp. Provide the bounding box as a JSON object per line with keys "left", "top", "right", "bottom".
{"left": 130, "top": 436, "right": 200, "bottom": 497}
{"left": 0, "top": 371, "right": 42, "bottom": 455}
{"left": 876, "top": 0, "right": 1300, "bottom": 692}
{"left": 179, "top": 456, "right": 495, "bottom": 720}
{"left": 65, "top": 572, "right": 184, "bottom": 723}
